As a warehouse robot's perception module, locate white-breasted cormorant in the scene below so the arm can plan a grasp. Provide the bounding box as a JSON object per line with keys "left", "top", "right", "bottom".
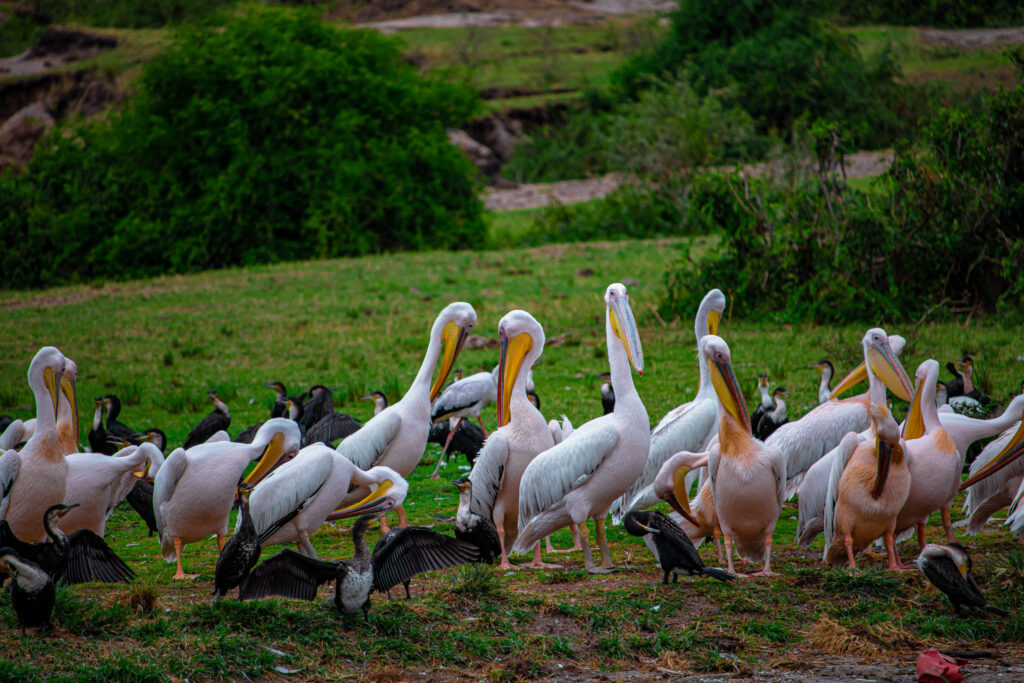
{"left": 183, "top": 390, "right": 231, "bottom": 449}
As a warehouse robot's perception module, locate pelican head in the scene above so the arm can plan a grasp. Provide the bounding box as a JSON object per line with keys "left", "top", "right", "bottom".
{"left": 28, "top": 346, "right": 66, "bottom": 423}
{"left": 497, "top": 310, "right": 544, "bottom": 427}
{"left": 696, "top": 288, "right": 726, "bottom": 338}
{"left": 332, "top": 466, "right": 409, "bottom": 519}
{"left": 830, "top": 330, "right": 912, "bottom": 401}
{"left": 961, "top": 418, "right": 1024, "bottom": 490}
{"left": 652, "top": 455, "right": 699, "bottom": 526}
{"left": 430, "top": 302, "right": 477, "bottom": 401}
{"left": 700, "top": 335, "right": 750, "bottom": 432}
{"left": 242, "top": 418, "right": 302, "bottom": 485}
{"left": 605, "top": 283, "right": 644, "bottom": 375}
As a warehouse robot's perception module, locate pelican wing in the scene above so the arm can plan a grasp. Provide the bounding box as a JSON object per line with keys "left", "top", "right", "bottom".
{"left": 0, "top": 450, "right": 20, "bottom": 520}
{"left": 963, "top": 423, "right": 1022, "bottom": 532}
{"left": 467, "top": 432, "right": 509, "bottom": 519}
{"left": 0, "top": 421, "right": 24, "bottom": 451}
{"left": 518, "top": 422, "right": 619, "bottom": 526}
{"left": 372, "top": 527, "right": 479, "bottom": 593}
{"left": 239, "top": 549, "right": 337, "bottom": 601}
{"left": 610, "top": 397, "right": 717, "bottom": 523}
{"left": 152, "top": 447, "right": 187, "bottom": 535}
{"left": 795, "top": 444, "right": 841, "bottom": 547}
{"left": 822, "top": 432, "right": 861, "bottom": 561}
{"left": 247, "top": 447, "right": 335, "bottom": 538}
{"left": 431, "top": 372, "right": 495, "bottom": 422}
{"left": 766, "top": 398, "right": 868, "bottom": 498}
{"left": 336, "top": 409, "right": 402, "bottom": 471}
{"left": 63, "top": 530, "right": 136, "bottom": 584}
{"left": 305, "top": 413, "right": 362, "bottom": 446}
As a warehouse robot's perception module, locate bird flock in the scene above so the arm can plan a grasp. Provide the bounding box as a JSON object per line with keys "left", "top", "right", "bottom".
{"left": 1, "top": 284, "right": 1021, "bottom": 634}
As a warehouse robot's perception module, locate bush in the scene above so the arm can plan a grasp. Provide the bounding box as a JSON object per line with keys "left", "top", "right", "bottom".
{"left": 0, "top": 9, "right": 485, "bottom": 288}
{"left": 830, "top": 0, "right": 1024, "bottom": 28}
{"left": 661, "top": 53, "right": 1024, "bottom": 324}
{"left": 614, "top": 0, "right": 907, "bottom": 150}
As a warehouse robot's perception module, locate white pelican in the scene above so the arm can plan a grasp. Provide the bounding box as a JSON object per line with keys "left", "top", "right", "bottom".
{"left": 892, "top": 360, "right": 961, "bottom": 552}
{"left": 767, "top": 335, "right": 909, "bottom": 497}
{"left": 959, "top": 403, "right": 1024, "bottom": 540}
{"left": 0, "top": 421, "right": 25, "bottom": 451}
{"left": 701, "top": 335, "right": 785, "bottom": 576}
{"left": 463, "top": 310, "right": 555, "bottom": 569}
{"left": 822, "top": 328, "right": 914, "bottom": 570}
{"left": 56, "top": 359, "right": 79, "bottom": 456}
{"left": 429, "top": 367, "right": 497, "bottom": 478}
{"left": 154, "top": 418, "right": 301, "bottom": 579}
{"left": 0, "top": 449, "right": 20, "bottom": 520}
{"left": 961, "top": 395, "right": 1024, "bottom": 536}
{"left": 338, "top": 302, "right": 476, "bottom": 527}
{"left": 650, "top": 450, "right": 722, "bottom": 561}
{"left": 812, "top": 360, "right": 835, "bottom": 405}
{"left": 245, "top": 442, "right": 407, "bottom": 556}
{"left": 58, "top": 443, "right": 164, "bottom": 536}
{"left": 610, "top": 288, "right": 724, "bottom": 524}
{"left": 512, "top": 283, "right": 648, "bottom": 573}
{"left": 4, "top": 347, "right": 69, "bottom": 543}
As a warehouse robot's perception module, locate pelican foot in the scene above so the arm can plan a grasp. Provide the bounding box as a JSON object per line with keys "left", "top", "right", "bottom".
{"left": 428, "top": 473, "right": 440, "bottom": 480}
{"left": 889, "top": 563, "right": 918, "bottom": 573}
{"left": 587, "top": 566, "right": 615, "bottom": 575}
{"left": 528, "top": 561, "right": 563, "bottom": 569}
{"left": 547, "top": 545, "right": 583, "bottom": 554}
{"left": 172, "top": 572, "right": 200, "bottom": 580}
{"left": 751, "top": 569, "right": 775, "bottom": 577}
{"left": 498, "top": 561, "right": 521, "bottom": 571}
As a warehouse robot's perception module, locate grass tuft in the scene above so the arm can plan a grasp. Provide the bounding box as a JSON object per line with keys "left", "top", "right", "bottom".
{"left": 807, "top": 615, "right": 879, "bottom": 656}
{"left": 440, "top": 564, "right": 506, "bottom": 602}
{"left": 536, "top": 568, "right": 588, "bottom": 584}
{"left": 125, "top": 581, "right": 161, "bottom": 614}
{"left": 989, "top": 547, "right": 1024, "bottom": 603}
{"left": 822, "top": 567, "right": 902, "bottom": 597}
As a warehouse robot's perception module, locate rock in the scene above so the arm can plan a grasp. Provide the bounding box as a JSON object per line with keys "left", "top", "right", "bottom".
{"left": 0, "top": 102, "right": 54, "bottom": 166}
{"left": 622, "top": 277, "right": 640, "bottom": 287}
{"left": 448, "top": 128, "right": 500, "bottom": 178}
{"left": 465, "top": 115, "right": 518, "bottom": 162}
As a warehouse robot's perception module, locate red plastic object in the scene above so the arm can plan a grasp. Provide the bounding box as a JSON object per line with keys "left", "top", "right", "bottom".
{"left": 916, "top": 648, "right": 968, "bottom": 683}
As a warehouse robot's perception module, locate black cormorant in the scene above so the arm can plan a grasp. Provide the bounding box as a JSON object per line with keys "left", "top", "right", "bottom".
{"left": 755, "top": 387, "right": 789, "bottom": 441}
{"left": 623, "top": 510, "right": 734, "bottom": 584}
{"left": 266, "top": 381, "right": 288, "bottom": 418}
{"left": 917, "top": 543, "right": 1009, "bottom": 616}
{"left": 183, "top": 390, "right": 231, "bottom": 449}
{"left": 88, "top": 396, "right": 115, "bottom": 455}
{"left": 0, "top": 547, "right": 55, "bottom": 632}
{"left": 453, "top": 476, "right": 500, "bottom": 564}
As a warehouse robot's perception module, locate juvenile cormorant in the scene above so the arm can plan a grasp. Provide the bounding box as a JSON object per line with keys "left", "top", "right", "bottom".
{"left": 266, "top": 381, "right": 288, "bottom": 418}
{"left": 598, "top": 371, "right": 615, "bottom": 415}
{"left": 361, "top": 391, "right": 388, "bottom": 416}
{"left": 917, "top": 543, "right": 1009, "bottom": 616}
{"left": 623, "top": 510, "right": 734, "bottom": 584}
{"left": 755, "top": 387, "right": 789, "bottom": 441}
{"left": 88, "top": 397, "right": 115, "bottom": 455}
{"left": 749, "top": 373, "right": 772, "bottom": 433}
{"left": 453, "top": 475, "right": 501, "bottom": 563}
{"left": 183, "top": 390, "right": 231, "bottom": 449}
{"left": 811, "top": 360, "right": 834, "bottom": 405}
{"left": 0, "top": 547, "right": 55, "bottom": 632}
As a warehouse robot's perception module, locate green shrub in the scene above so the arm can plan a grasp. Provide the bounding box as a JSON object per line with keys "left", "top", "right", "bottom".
{"left": 614, "top": 0, "right": 907, "bottom": 149}
{"left": 830, "top": 0, "right": 1024, "bottom": 28}
{"left": 0, "top": 9, "right": 485, "bottom": 289}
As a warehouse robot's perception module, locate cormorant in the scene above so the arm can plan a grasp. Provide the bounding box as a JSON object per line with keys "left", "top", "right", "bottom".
{"left": 428, "top": 419, "right": 485, "bottom": 474}
{"left": 361, "top": 391, "right": 388, "bottom": 416}
{"left": 183, "top": 390, "right": 231, "bottom": 449}
{"left": 755, "top": 387, "right": 789, "bottom": 441}
{"left": 266, "top": 381, "right": 288, "bottom": 418}
{"left": 0, "top": 547, "right": 55, "bottom": 633}
{"left": 749, "top": 373, "right": 772, "bottom": 433}
{"left": 917, "top": 543, "right": 1009, "bottom": 616}
{"left": 623, "top": 510, "right": 735, "bottom": 584}
{"left": 103, "top": 395, "right": 141, "bottom": 446}
{"left": 598, "top": 371, "right": 615, "bottom": 415}
{"left": 214, "top": 483, "right": 297, "bottom": 598}
{"left": 453, "top": 476, "right": 501, "bottom": 564}
{"left": 87, "top": 397, "right": 115, "bottom": 455}
{"left": 811, "top": 360, "right": 834, "bottom": 405}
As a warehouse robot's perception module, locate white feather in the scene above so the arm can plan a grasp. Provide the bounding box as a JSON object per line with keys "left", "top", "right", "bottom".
{"left": 337, "top": 409, "right": 402, "bottom": 471}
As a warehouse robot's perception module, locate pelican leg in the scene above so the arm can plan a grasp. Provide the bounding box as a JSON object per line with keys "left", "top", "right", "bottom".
{"left": 476, "top": 416, "right": 488, "bottom": 437}
{"left": 216, "top": 534, "right": 225, "bottom": 554}
{"left": 751, "top": 533, "right": 774, "bottom": 577}
{"left": 713, "top": 526, "right": 724, "bottom": 564}
{"left": 723, "top": 535, "right": 745, "bottom": 577}
{"left": 430, "top": 418, "right": 462, "bottom": 479}
{"left": 545, "top": 524, "right": 584, "bottom": 553}
{"left": 496, "top": 526, "right": 518, "bottom": 571}
{"left": 844, "top": 533, "right": 856, "bottom": 569}
{"left": 299, "top": 530, "right": 318, "bottom": 558}
{"left": 941, "top": 508, "right": 955, "bottom": 544}
{"left": 396, "top": 505, "right": 408, "bottom": 528}
{"left": 578, "top": 522, "right": 606, "bottom": 574}
{"left": 528, "top": 541, "right": 562, "bottom": 569}
{"left": 595, "top": 518, "right": 615, "bottom": 570}
{"left": 545, "top": 536, "right": 556, "bottom": 553}
{"left": 916, "top": 522, "right": 928, "bottom": 553}
{"left": 172, "top": 537, "right": 198, "bottom": 580}
{"left": 885, "top": 530, "right": 915, "bottom": 572}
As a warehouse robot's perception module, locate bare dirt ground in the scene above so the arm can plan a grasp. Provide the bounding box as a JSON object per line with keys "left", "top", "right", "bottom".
{"left": 361, "top": 0, "right": 675, "bottom": 30}
{"left": 484, "top": 150, "right": 895, "bottom": 210}
{"left": 920, "top": 26, "right": 1024, "bottom": 49}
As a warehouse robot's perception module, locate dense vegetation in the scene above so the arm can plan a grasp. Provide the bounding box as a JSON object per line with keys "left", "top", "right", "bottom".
{"left": 662, "top": 54, "right": 1024, "bottom": 324}
{"left": 831, "top": 0, "right": 1024, "bottom": 28}
{"left": 0, "top": 9, "right": 485, "bottom": 288}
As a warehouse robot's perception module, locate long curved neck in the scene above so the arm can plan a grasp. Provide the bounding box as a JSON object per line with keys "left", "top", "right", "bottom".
{"left": 43, "top": 510, "right": 67, "bottom": 544}
{"left": 238, "top": 497, "right": 254, "bottom": 535}
{"left": 511, "top": 339, "right": 543, "bottom": 425}
{"left": 30, "top": 376, "right": 59, "bottom": 448}
{"left": 818, "top": 370, "right": 831, "bottom": 397}
{"left": 758, "top": 385, "right": 771, "bottom": 409}
{"left": 941, "top": 395, "right": 1024, "bottom": 455}
{"left": 410, "top": 317, "right": 446, "bottom": 400}
{"left": 91, "top": 404, "right": 103, "bottom": 431}
{"left": 920, "top": 370, "right": 941, "bottom": 432}
{"left": 607, "top": 310, "right": 636, "bottom": 408}
{"left": 107, "top": 398, "right": 121, "bottom": 422}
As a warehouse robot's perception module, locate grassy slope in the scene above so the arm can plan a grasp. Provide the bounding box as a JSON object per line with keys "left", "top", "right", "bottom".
{"left": 2, "top": 238, "right": 1023, "bottom": 680}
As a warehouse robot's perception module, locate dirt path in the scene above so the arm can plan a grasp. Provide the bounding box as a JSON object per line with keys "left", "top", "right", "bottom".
{"left": 485, "top": 150, "right": 894, "bottom": 210}
{"left": 362, "top": 0, "right": 676, "bottom": 30}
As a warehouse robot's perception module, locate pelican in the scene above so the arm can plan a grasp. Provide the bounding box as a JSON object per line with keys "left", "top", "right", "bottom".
{"left": 958, "top": 403, "right": 1024, "bottom": 540}
{"left": 4, "top": 347, "right": 69, "bottom": 543}
{"left": 512, "top": 283, "right": 648, "bottom": 573}
{"left": 55, "top": 360, "right": 78, "bottom": 456}
{"left": 58, "top": 443, "right": 164, "bottom": 537}
{"left": 0, "top": 421, "right": 25, "bottom": 451}
{"left": 245, "top": 442, "right": 407, "bottom": 556}
{"left": 429, "top": 366, "right": 498, "bottom": 477}
{"left": 652, "top": 450, "right": 721, "bottom": 559}
{"left": 154, "top": 418, "right": 301, "bottom": 579}
{"left": 462, "top": 310, "right": 555, "bottom": 569}
{"left": 699, "top": 335, "right": 786, "bottom": 576}
{"left": 610, "top": 288, "right": 724, "bottom": 524}
{"left": 338, "top": 302, "right": 476, "bottom": 527}
{"left": 812, "top": 360, "right": 835, "bottom": 405}
{"left": 961, "top": 395, "right": 1024, "bottom": 536}
{"left": 822, "top": 328, "right": 914, "bottom": 570}
{"left": 767, "top": 335, "right": 908, "bottom": 497}
{"left": 892, "top": 360, "right": 961, "bottom": 552}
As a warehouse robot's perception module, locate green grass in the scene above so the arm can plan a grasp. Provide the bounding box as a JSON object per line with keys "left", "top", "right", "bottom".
{"left": 1, "top": 238, "right": 1023, "bottom": 678}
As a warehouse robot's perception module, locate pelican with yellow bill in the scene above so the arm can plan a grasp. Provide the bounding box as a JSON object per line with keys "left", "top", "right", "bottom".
{"left": 153, "top": 418, "right": 302, "bottom": 579}
{"left": 337, "top": 302, "right": 476, "bottom": 528}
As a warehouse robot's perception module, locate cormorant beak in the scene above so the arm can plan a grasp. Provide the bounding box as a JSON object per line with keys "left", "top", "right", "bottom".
{"left": 609, "top": 293, "right": 644, "bottom": 376}
{"left": 867, "top": 342, "right": 914, "bottom": 402}
{"left": 430, "top": 322, "right": 469, "bottom": 401}
{"left": 709, "top": 358, "right": 750, "bottom": 433}
{"left": 329, "top": 480, "right": 396, "bottom": 519}
{"left": 961, "top": 421, "right": 1024, "bottom": 490}
{"left": 359, "top": 393, "right": 375, "bottom": 401}
{"left": 243, "top": 432, "right": 286, "bottom": 485}
{"left": 902, "top": 375, "right": 927, "bottom": 440}
{"left": 58, "top": 503, "right": 80, "bottom": 517}
{"left": 667, "top": 465, "right": 699, "bottom": 526}
{"left": 61, "top": 373, "right": 78, "bottom": 441}
{"left": 637, "top": 523, "right": 661, "bottom": 535}
{"left": 44, "top": 367, "right": 63, "bottom": 421}
{"left": 497, "top": 329, "right": 532, "bottom": 428}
